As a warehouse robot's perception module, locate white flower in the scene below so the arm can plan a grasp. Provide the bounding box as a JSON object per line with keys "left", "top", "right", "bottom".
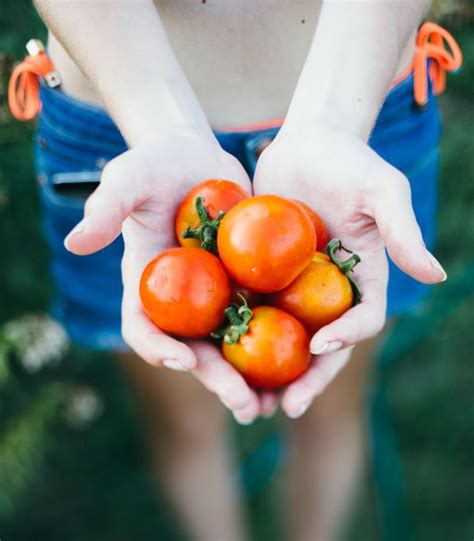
{"left": 66, "top": 386, "right": 104, "bottom": 428}
{"left": 2, "top": 314, "right": 69, "bottom": 372}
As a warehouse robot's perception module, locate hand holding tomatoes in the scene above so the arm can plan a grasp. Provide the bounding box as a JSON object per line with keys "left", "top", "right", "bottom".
{"left": 252, "top": 123, "right": 446, "bottom": 419}
{"left": 140, "top": 174, "right": 369, "bottom": 419}
{"left": 76, "top": 142, "right": 260, "bottom": 424}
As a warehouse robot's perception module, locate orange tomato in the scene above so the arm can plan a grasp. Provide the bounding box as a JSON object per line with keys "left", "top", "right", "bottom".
{"left": 293, "top": 200, "right": 329, "bottom": 251}
{"left": 219, "top": 303, "right": 310, "bottom": 390}
{"left": 140, "top": 247, "right": 231, "bottom": 338}
{"left": 270, "top": 239, "right": 360, "bottom": 335}
{"left": 217, "top": 195, "right": 316, "bottom": 293}
{"left": 175, "top": 179, "right": 249, "bottom": 252}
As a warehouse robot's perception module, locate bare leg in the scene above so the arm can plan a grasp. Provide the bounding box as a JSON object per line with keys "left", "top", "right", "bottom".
{"left": 116, "top": 352, "right": 247, "bottom": 541}
{"left": 287, "top": 337, "right": 379, "bottom": 541}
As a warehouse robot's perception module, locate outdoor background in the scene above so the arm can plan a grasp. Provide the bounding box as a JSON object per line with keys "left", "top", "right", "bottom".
{"left": 0, "top": 2, "right": 473, "bottom": 540}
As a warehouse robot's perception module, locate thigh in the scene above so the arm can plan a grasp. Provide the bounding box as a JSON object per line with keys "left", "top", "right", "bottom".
{"left": 116, "top": 352, "right": 228, "bottom": 446}
{"left": 292, "top": 336, "right": 381, "bottom": 437}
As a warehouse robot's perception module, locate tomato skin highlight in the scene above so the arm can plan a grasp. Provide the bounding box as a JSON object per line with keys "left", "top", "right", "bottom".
{"left": 217, "top": 195, "right": 316, "bottom": 293}
{"left": 222, "top": 306, "right": 311, "bottom": 390}
{"left": 269, "top": 252, "right": 353, "bottom": 336}
{"left": 176, "top": 179, "right": 249, "bottom": 248}
{"left": 140, "top": 247, "right": 231, "bottom": 338}
{"left": 293, "top": 200, "right": 329, "bottom": 251}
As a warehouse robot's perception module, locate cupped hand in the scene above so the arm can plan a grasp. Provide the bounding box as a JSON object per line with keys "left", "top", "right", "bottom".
{"left": 253, "top": 124, "right": 446, "bottom": 419}
{"left": 64, "top": 129, "right": 260, "bottom": 424}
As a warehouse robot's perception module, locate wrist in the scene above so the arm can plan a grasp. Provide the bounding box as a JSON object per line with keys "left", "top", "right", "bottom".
{"left": 133, "top": 121, "right": 217, "bottom": 148}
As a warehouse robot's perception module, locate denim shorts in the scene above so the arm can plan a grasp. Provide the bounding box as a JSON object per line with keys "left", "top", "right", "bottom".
{"left": 35, "top": 72, "right": 441, "bottom": 350}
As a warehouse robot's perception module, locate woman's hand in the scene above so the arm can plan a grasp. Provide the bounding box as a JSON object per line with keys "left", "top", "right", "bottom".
{"left": 64, "top": 130, "right": 261, "bottom": 425}
{"left": 254, "top": 124, "right": 446, "bottom": 419}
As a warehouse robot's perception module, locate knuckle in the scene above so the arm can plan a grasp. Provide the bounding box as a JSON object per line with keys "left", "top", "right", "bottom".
{"left": 390, "top": 169, "right": 411, "bottom": 196}
{"left": 364, "top": 311, "right": 386, "bottom": 337}
{"left": 101, "top": 159, "right": 120, "bottom": 184}
{"left": 121, "top": 325, "right": 133, "bottom": 348}
{"left": 84, "top": 192, "right": 99, "bottom": 215}
{"left": 221, "top": 388, "right": 250, "bottom": 411}
{"left": 373, "top": 314, "right": 387, "bottom": 335}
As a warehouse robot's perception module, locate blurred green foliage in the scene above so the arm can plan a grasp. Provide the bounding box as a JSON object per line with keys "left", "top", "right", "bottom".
{"left": 0, "top": 2, "right": 473, "bottom": 541}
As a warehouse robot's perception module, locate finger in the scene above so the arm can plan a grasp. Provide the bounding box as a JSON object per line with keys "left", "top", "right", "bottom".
{"left": 190, "top": 340, "right": 260, "bottom": 422}
{"left": 260, "top": 392, "right": 279, "bottom": 419}
{"left": 309, "top": 301, "right": 386, "bottom": 355}
{"left": 281, "top": 348, "right": 353, "bottom": 419}
{"left": 64, "top": 150, "right": 148, "bottom": 255}
{"left": 122, "top": 309, "right": 197, "bottom": 371}
{"left": 372, "top": 163, "right": 446, "bottom": 284}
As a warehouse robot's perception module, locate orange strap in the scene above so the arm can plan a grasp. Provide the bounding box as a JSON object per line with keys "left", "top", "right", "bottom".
{"left": 411, "top": 22, "right": 463, "bottom": 107}
{"left": 8, "top": 39, "right": 61, "bottom": 121}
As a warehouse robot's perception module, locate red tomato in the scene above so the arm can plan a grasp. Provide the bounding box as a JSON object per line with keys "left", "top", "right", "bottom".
{"left": 217, "top": 195, "right": 316, "bottom": 293}
{"left": 220, "top": 305, "right": 310, "bottom": 390}
{"left": 270, "top": 240, "right": 360, "bottom": 335}
{"left": 140, "top": 247, "right": 231, "bottom": 338}
{"left": 293, "top": 200, "right": 329, "bottom": 251}
{"left": 175, "top": 179, "right": 249, "bottom": 252}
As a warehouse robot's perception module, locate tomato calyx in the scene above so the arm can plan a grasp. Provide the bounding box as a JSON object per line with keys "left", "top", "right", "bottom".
{"left": 211, "top": 293, "right": 253, "bottom": 345}
{"left": 327, "top": 238, "right": 362, "bottom": 305}
{"left": 182, "top": 196, "right": 225, "bottom": 254}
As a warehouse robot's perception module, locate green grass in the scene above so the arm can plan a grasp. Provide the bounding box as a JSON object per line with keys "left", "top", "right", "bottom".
{"left": 0, "top": 3, "right": 473, "bottom": 540}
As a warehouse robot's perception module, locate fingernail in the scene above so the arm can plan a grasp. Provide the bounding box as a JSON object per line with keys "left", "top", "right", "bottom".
{"left": 64, "top": 219, "right": 87, "bottom": 250}
{"left": 233, "top": 412, "right": 254, "bottom": 426}
{"left": 311, "top": 340, "right": 342, "bottom": 355}
{"left": 287, "top": 402, "right": 310, "bottom": 419}
{"left": 311, "top": 342, "right": 328, "bottom": 355}
{"left": 163, "top": 359, "right": 188, "bottom": 372}
{"left": 425, "top": 250, "right": 447, "bottom": 282}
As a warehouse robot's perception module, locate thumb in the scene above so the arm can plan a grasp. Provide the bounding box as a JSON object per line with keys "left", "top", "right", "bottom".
{"left": 373, "top": 165, "right": 447, "bottom": 285}
{"left": 64, "top": 150, "right": 147, "bottom": 255}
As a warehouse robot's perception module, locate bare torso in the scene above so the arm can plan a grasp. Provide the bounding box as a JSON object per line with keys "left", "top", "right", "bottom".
{"left": 47, "top": 0, "right": 415, "bottom": 129}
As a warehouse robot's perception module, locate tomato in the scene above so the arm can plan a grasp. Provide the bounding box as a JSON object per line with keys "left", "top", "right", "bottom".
{"left": 293, "top": 200, "right": 329, "bottom": 251}
{"left": 216, "top": 299, "right": 310, "bottom": 389}
{"left": 270, "top": 239, "right": 361, "bottom": 335}
{"left": 140, "top": 247, "right": 231, "bottom": 338}
{"left": 217, "top": 195, "right": 316, "bottom": 293}
{"left": 176, "top": 179, "right": 249, "bottom": 253}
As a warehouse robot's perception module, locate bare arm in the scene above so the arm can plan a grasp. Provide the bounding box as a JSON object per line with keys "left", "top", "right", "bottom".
{"left": 284, "top": 0, "right": 431, "bottom": 139}
{"left": 255, "top": 0, "right": 442, "bottom": 418}
{"left": 34, "top": 0, "right": 213, "bottom": 145}
{"left": 34, "top": 0, "right": 262, "bottom": 424}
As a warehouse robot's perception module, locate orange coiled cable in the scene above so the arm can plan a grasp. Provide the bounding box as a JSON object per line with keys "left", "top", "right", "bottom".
{"left": 8, "top": 39, "right": 61, "bottom": 121}
{"left": 413, "top": 22, "right": 463, "bottom": 108}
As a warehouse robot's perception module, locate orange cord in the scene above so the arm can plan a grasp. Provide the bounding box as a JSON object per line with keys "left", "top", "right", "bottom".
{"left": 8, "top": 39, "right": 61, "bottom": 121}
{"left": 411, "top": 22, "right": 463, "bottom": 108}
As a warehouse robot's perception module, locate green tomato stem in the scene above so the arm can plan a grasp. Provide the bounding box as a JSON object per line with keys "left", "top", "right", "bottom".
{"left": 211, "top": 293, "right": 253, "bottom": 345}
{"left": 326, "top": 238, "right": 363, "bottom": 305}
{"left": 182, "top": 196, "right": 225, "bottom": 254}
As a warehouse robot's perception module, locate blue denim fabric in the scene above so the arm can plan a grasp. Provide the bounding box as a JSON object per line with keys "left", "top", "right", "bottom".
{"left": 35, "top": 71, "right": 441, "bottom": 350}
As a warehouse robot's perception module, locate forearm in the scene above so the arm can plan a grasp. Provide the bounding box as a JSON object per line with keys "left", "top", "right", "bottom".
{"left": 34, "top": 0, "right": 213, "bottom": 145}
{"left": 284, "top": 0, "right": 431, "bottom": 140}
